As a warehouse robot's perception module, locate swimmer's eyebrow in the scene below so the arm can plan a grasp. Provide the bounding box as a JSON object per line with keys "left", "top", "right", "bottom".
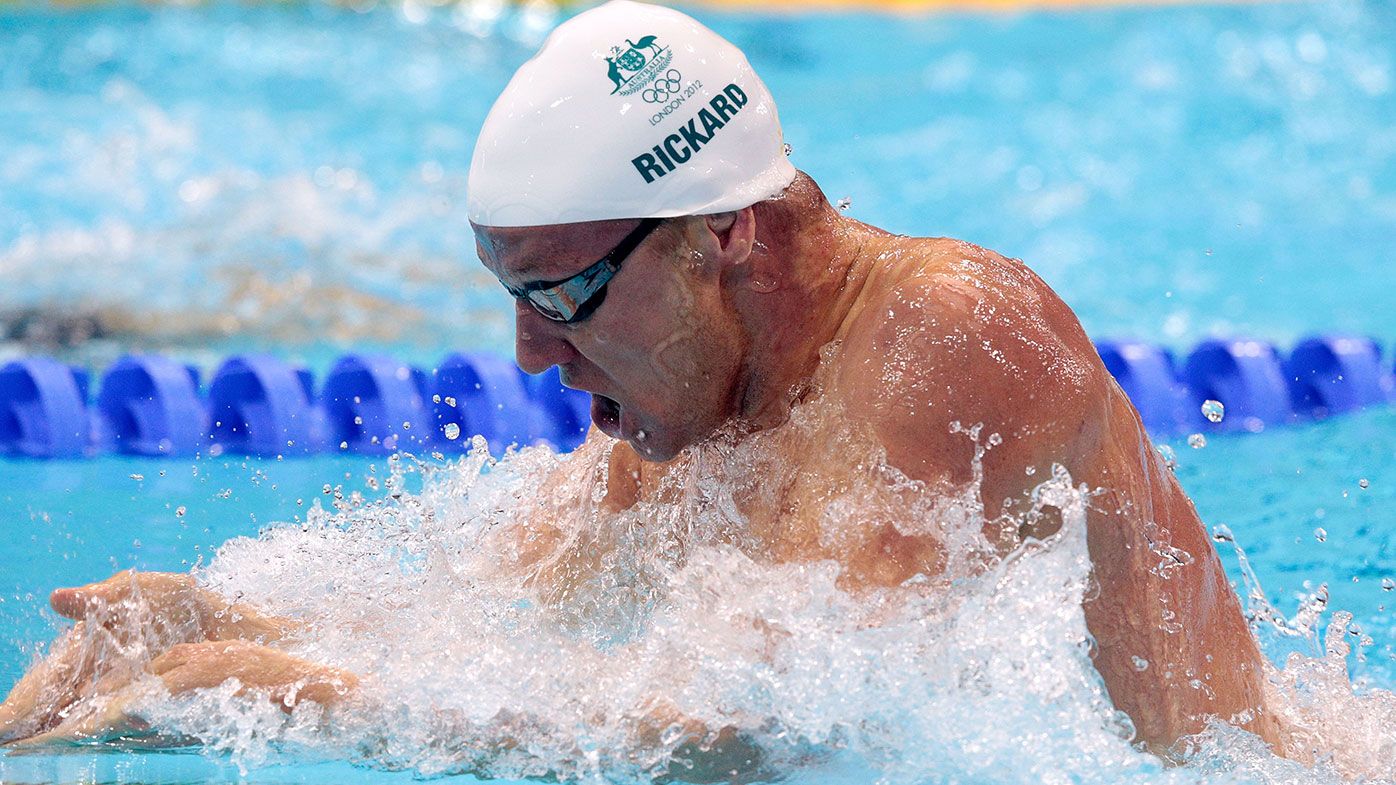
{"left": 478, "top": 248, "right": 553, "bottom": 287}
{"left": 507, "top": 245, "right": 618, "bottom": 287}
{"left": 487, "top": 226, "right": 637, "bottom": 286}
{"left": 501, "top": 259, "right": 569, "bottom": 289}
{"left": 490, "top": 257, "right": 586, "bottom": 294}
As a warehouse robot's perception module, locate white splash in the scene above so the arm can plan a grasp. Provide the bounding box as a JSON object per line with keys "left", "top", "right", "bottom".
{"left": 138, "top": 416, "right": 1392, "bottom": 784}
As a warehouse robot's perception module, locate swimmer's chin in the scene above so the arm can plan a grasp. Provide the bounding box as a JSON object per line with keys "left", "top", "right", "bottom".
{"left": 627, "top": 436, "right": 684, "bottom": 463}
{"left": 589, "top": 394, "right": 697, "bottom": 461}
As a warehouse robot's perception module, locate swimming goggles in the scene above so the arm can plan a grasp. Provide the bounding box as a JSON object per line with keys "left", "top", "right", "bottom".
{"left": 504, "top": 217, "right": 665, "bottom": 323}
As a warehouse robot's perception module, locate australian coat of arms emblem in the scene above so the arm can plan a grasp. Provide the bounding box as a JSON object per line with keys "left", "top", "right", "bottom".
{"left": 605, "top": 34, "right": 675, "bottom": 97}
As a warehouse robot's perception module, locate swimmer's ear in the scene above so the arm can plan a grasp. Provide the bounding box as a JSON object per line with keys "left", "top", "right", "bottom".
{"left": 699, "top": 207, "right": 756, "bottom": 268}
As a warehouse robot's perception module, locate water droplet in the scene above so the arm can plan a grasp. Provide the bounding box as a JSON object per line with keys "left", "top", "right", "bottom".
{"left": 443, "top": 423, "right": 462, "bottom": 441}
{"left": 444, "top": 396, "right": 457, "bottom": 408}
{"left": 1314, "top": 527, "right": 1327, "bottom": 543}
{"left": 1201, "top": 399, "right": 1225, "bottom": 423}
{"left": 175, "top": 506, "right": 186, "bottom": 518}
{"left": 1211, "top": 524, "right": 1235, "bottom": 544}
{"left": 354, "top": 415, "right": 364, "bottom": 425}
{"left": 782, "top": 142, "right": 793, "bottom": 157}
{"left": 1358, "top": 478, "right": 1369, "bottom": 489}
{"left": 1156, "top": 445, "right": 1177, "bottom": 471}
{"left": 1132, "top": 656, "right": 1150, "bottom": 671}
{"left": 432, "top": 394, "right": 442, "bottom": 404}
{"left": 323, "top": 484, "right": 333, "bottom": 494}
{"left": 129, "top": 473, "right": 144, "bottom": 481}
{"left": 635, "top": 429, "right": 648, "bottom": 441}
{"left": 836, "top": 196, "right": 852, "bottom": 211}
{"left": 747, "top": 272, "right": 779, "bottom": 293}
{"left": 339, "top": 440, "right": 349, "bottom": 450}
{"left": 1187, "top": 433, "right": 1207, "bottom": 449}
{"left": 1381, "top": 578, "right": 1394, "bottom": 591}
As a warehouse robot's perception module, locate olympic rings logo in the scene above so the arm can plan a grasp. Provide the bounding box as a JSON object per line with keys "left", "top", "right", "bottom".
{"left": 641, "top": 70, "right": 683, "bottom": 104}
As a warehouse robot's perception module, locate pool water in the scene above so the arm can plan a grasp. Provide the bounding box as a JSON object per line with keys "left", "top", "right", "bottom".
{"left": 2, "top": 0, "right": 1395, "bottom": 782}
{"left": 3, "top": 0, "right": 1394, "bottom": 365}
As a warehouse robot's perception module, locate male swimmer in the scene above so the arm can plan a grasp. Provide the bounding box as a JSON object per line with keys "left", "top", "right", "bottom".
{"left": 1, "top": 0, "right": 1287, "bottom": 768}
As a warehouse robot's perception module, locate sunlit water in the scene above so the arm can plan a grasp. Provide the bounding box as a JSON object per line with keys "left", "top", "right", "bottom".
{"left": 1, "top": 0, "right": 1394, "bottom": 366}
{"left": 3, "top": 0, "right": 1396, "bottom": 782}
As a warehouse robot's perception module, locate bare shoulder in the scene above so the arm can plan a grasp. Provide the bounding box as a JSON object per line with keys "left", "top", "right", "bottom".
{"left": 833, "top": 237, "right": 1112, "bottom": 487}
{"left": 839, "top": 237, "right": 1097, "bottom": 375}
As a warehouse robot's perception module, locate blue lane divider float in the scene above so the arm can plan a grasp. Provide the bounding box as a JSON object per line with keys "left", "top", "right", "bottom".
{"left": 432, "top": 352, "right": 535, "bottom": 455}
{"left": 321, "top": 354, "right": 430, "bottom": 455}
{"left": 0, "top": 336, "right": 1390, "bottom": 459}
{"left": 526, "top": 366, "right": 592, "bottom": 452}
{"left": 1181, "top": 338, "right": 1293, "bottom": 434}
{"left": 1283, "top": 336, "right": 1391, "bottom": 417}
{"left": 0, "top": 358, "right": 90, "bottom": 458}
{"left": 208, "top": 355, "right": 326, "bottom": 456}
{"left": 96, "top": 355, "right": 206, "bottom": 456}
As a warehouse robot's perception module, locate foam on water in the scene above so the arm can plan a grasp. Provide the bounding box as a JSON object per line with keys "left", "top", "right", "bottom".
{"left": 0, "top": 88, "right": 503, "bottom": 353}
{"left": 41, "top": 393, "right": 1377, "bottom": 784}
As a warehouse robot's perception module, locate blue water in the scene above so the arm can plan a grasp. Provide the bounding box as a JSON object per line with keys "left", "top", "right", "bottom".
{"left": 2, "top": 0, "right": 1394, "bottom": 366}
{"left": 2, "top": 0, "right": 1396, "bottom": 782}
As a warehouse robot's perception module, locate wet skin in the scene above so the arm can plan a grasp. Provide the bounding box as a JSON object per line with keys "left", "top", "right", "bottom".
{"left": 479, "top": 170, "right": 1282, "bottom": 755}
{"left": 1, "top": 172, "right": 1281, "bottom": 762}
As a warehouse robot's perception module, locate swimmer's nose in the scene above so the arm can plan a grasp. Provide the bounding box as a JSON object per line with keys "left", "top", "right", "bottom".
{"left": 514, "top": 299, "right": 578, "bottom": 375}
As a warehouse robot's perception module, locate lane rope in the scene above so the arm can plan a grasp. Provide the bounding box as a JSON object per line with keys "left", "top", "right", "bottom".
{"left": 0, "top": 336, "right": 1391, "bottom": 459}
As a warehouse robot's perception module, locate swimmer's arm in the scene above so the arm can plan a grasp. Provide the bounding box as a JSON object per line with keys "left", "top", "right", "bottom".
{"left": 835, "top": 256, "right": 1105, "bottom": 538}
{"left": 839, "top": 251, "right": 1276, "bottom": 753}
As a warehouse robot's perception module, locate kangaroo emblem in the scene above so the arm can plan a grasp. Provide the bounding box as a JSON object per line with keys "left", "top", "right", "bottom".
{"left": 606, "top": 56, "right": 625, "bottom": 94}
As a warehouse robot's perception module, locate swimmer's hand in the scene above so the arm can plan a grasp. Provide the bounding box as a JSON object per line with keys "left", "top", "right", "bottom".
{"left": 3, "top": 640, "right": 358, "bottom": 749}
{"left": 0, "top": 570, "right": 298, "bottom": 744}
{"left": 50, "top": 570, "right": 295, "bottom": 644}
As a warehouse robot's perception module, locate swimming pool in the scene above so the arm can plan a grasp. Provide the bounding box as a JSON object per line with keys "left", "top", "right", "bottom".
{"left": 2, "top": 0, "right": 1395, "bottom": 782}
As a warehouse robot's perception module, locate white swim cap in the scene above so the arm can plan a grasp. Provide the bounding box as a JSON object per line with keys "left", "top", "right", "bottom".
{"left": 467, "top": 0, "right": 797, "bottom": 227}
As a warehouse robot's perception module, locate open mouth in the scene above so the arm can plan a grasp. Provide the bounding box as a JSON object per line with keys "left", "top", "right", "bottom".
{"left": 591, "top": 394, "right": 622, "bottom": 438}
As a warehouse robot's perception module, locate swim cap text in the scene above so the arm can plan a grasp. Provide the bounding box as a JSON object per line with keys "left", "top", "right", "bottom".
{"left": 631, "top": 83, "right": 749, "bottom": 184}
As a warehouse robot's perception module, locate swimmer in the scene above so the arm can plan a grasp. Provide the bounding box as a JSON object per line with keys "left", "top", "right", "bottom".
{"left": 1, "top": 0, "right": 1288, "bottom": 771}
